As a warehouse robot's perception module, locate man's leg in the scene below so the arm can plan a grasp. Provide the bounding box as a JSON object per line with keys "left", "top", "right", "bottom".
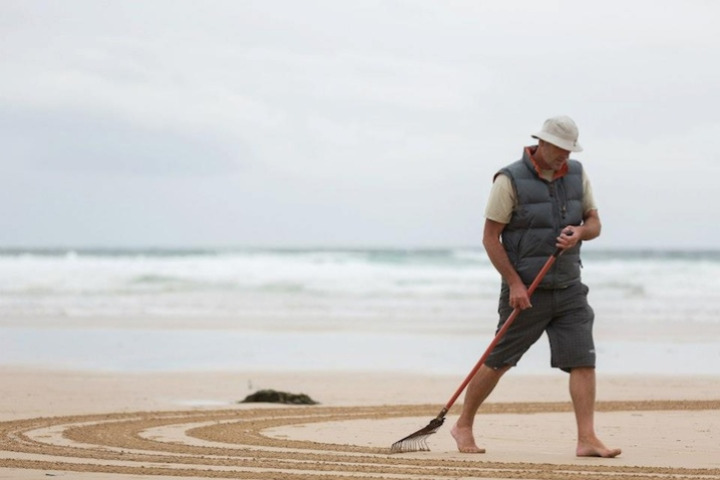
{"left": 451, "top": 364, "right": 509, "bottom": 453}
{"left": 569, "top": 367, "right": 622, "bottom": 458}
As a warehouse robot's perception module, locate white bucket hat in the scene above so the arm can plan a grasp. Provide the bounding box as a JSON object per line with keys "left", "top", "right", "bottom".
{"left": 531, "top": 115, "right": 583, "bottom": 152}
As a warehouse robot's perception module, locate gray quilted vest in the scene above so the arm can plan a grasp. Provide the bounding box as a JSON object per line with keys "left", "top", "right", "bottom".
{"left": 498, "top": 149, "right": 584, "bottom": 289}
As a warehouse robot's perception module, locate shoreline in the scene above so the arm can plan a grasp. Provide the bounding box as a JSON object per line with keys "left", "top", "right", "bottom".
{"left": 4, "top": 325, "right": 720, "bottom": 377}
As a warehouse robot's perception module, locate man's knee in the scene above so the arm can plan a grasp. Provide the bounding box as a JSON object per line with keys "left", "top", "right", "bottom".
{"left": 486, "top": 364, "right": 512, "bottom": 378}
{"left": 568, "top": 366, "right": 596, "bottom": 379}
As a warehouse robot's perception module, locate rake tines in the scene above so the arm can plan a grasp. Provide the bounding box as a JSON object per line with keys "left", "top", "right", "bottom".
{"left": 390, "top": 415, "right": 445, "bottom": 453}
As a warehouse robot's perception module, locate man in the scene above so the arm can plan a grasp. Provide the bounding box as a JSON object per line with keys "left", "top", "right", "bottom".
{"left": 451, "top": 116, "right": 621, "bottom": 458}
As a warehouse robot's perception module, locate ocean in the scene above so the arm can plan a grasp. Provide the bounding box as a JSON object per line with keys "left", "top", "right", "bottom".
{"left": 1, "top": 247, "right": 719, "bottom": 375}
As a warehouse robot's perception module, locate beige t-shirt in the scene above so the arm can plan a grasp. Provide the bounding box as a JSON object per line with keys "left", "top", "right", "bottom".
{"left": 484, "top": 168, "right": 597, "bottom": 224}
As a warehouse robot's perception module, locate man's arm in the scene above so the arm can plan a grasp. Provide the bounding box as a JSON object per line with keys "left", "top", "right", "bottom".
{"left": 483, "top": 218, "right": 533, "bottom": 310}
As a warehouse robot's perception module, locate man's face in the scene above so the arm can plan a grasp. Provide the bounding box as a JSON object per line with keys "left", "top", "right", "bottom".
{"left": 538, "top": 141, "right": 571, "bottom": 171}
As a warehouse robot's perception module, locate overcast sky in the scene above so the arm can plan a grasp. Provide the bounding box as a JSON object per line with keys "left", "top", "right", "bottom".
{"left": 1, "top": 0, "right": 718, "bottom": 249}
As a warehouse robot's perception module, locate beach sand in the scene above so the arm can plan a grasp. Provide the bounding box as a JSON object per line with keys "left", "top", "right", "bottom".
{"left": 1, "top": 367, "right": 719, "bottom": 480}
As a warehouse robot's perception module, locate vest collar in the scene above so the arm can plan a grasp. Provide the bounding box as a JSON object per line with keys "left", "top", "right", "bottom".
{"left": 524, "top": 146, "right": 568, "bottom": 180}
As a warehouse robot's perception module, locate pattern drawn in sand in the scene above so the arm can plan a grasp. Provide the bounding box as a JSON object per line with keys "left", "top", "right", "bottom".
{"left": 1, "top": 401, "right": 720, "bottom": 480}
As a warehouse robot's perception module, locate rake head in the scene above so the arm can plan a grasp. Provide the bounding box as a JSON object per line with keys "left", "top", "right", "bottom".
{"left": 390, "top": 416, "right": 445, "bottom": 453}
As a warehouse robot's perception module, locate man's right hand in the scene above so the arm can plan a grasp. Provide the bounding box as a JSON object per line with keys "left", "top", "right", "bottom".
{"left": 508, "top": 282, "right": 532, "bottom": 310}
{"left": 484, "top": 218, "right": 534, "bottom": 310}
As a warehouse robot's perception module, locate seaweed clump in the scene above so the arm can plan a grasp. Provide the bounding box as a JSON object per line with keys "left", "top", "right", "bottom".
{"left": 239, "top": 389, "right": 319, "bottom": 405}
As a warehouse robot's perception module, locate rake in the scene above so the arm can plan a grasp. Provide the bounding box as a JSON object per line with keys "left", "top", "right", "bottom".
{"left": 390, "top": 246, "right": 566, "bottom": 453}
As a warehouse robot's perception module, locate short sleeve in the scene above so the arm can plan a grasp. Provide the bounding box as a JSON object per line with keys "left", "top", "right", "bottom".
{"left": 484, "top": 174, "right": 515, "bottom": 224}
{"left": 582, "top": 168, "right": 598, "bottom": 214}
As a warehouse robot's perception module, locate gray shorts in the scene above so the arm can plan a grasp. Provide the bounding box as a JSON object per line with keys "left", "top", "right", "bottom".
{"left": 485, "top": 282, "right": 596, "bottom": 373}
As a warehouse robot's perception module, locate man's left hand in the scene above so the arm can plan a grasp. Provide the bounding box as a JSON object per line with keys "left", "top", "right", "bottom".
{"left": 556, "top": 227, "right": 581, "bottom": 250}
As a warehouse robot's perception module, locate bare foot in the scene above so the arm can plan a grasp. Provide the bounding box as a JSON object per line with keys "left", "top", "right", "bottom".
{"left": 451, "top": 423, "right": 486, "bottom": 453}
{"left": 577, "top": 437, "right": 621, "bottom": 458}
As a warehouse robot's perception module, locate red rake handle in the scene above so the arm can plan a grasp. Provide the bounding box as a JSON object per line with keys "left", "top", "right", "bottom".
{"left": 441, "top": 246, "right": 565, "bottom": 413}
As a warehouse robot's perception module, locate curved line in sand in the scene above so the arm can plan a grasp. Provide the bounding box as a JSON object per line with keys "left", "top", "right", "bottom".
{"left": 1, "top": 400, "right": 719, "bottom": 479}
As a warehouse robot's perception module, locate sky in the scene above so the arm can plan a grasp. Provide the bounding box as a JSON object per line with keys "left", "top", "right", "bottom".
{"left": 1, "top": 0, "right": 719, "bottom": 250}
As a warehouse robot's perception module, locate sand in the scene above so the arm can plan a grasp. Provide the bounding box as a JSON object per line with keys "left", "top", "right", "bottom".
{"left": 1, "top": 367, "right": 719, "bottom": 480}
